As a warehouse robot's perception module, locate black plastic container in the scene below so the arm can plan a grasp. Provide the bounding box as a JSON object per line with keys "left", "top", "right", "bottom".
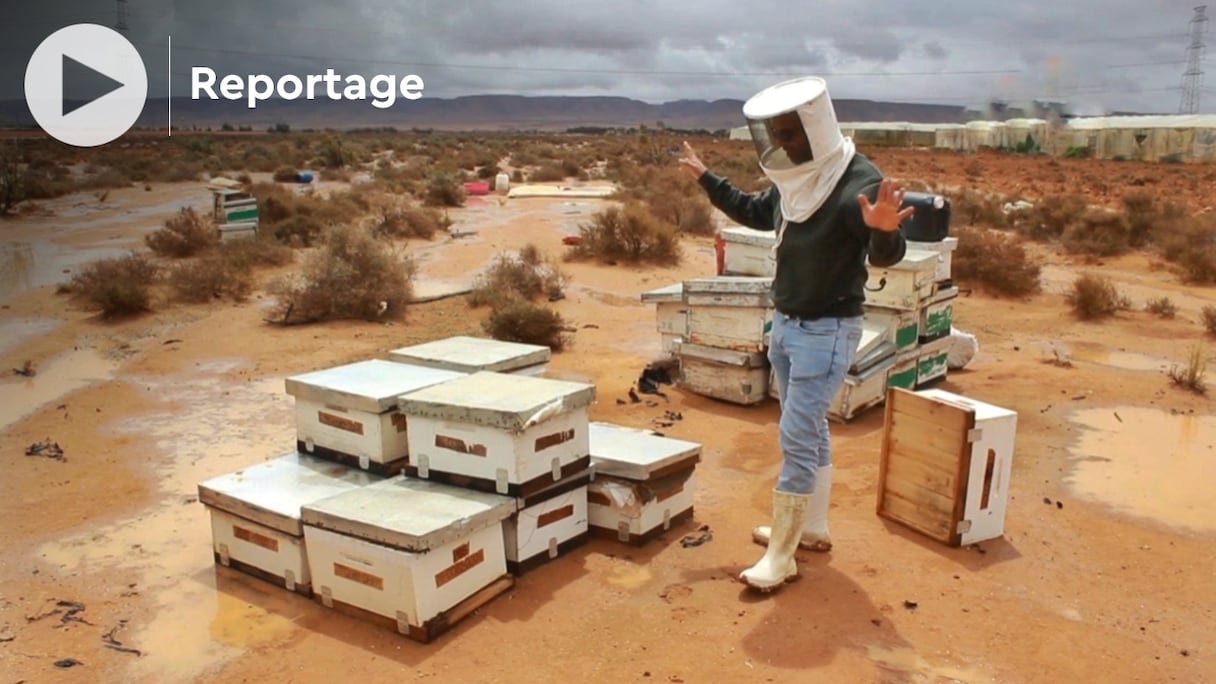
{"left": 899, "top": 192, "right": 951, "bottom": 242}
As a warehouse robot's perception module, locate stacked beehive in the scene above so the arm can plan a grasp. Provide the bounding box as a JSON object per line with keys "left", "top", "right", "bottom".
{"left": 197, "top": 336, "right": 704, "bottom": 642}
{"left": 641, "top": 192, "right": 957, "bottom": 420}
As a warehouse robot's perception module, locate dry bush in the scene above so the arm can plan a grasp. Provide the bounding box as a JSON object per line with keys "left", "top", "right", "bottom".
{"left": 1019, "top": 193, "right": 1087, "bottom": 240}
{"left": 145, "top": 207, "right": 218, "bottom": 258}
{"left": 567, "top": 203, "right": 681, "bottom": 265}
{"left": 253, "top": 186, "right": 367, "bottom": 247}
{"left": 366, "top": 193, "right": 448, "bottom": 239}
{"left": 1145, "top": 296, "right": 1178, "bottom": 319}
{"left": 1061, "top": 208, "right": 1131, "bottom": 257}
{"left": 468, "top": 244, "right": 568, "bottom": 309}
{"left": 482, "top": 301, "right": 570, "bottom": 351}
{"left": 528, "top": 164, "right": 567, "bottom": 182}
{"left": 952, "top": 188, "right": 1008, "bottom": 228}
{"left": 68, "top": 253, "right": 159, "bottom": 317}
{"left": 1067, "top": 273, "right": 1131, "bottom": 320}
{"left": 218, "top": 233, "right": 295, "bottom": 269}
{"left": 611, "top": 165, "right": 714, "bottom": 233}
{"left": 268, "top": 224, "right": 414, "bottom": 325}
{"left": 1155, "top": 211, "right": 1216, "bottom": 284}
{"left": 272, "top": 166, "right": 298, "bottom": 182}
{"left": 1168, "top": 343, "right": 1207, "bottom": 394}
{"left": 167, "top": 254, "right": 253, "bottom": 303}
{"left": 424, "top": 171, "right": 465, "bottom": 207}
{"left": 950, "top": 226, "right": 1041, "bottom": 297}
{"left": 1198, "top": 304, "right": 1216, "bottom": 335}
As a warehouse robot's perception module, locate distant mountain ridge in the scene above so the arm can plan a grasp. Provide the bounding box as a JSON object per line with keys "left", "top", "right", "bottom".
{"left": 0, "top": 94, "right": 974, "bottom": 132}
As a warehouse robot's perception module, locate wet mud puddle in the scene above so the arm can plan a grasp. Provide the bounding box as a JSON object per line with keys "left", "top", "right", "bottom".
{"left": 1066, "top": 407, "right": 1216, "bottom": 533}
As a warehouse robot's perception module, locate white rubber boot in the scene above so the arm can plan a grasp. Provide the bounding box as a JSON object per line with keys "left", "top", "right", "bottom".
{"left": 751, "top": 464, "right": 833, "bottom": 552}
{"left": 739, "top": 489, "right": 811, "bottom": 591}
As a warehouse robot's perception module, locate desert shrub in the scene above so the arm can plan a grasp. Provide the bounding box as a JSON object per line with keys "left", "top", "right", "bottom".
{"left": 528, "top": 164, "right": 567, "bottom": 182}
{"left": 482, "top": 301, "right": 570, "bottom": 350}
{"left": 219, "top": 233, "right": 294, "bottom": 269}
{"left": 167, "top": 254, "right": 253, "bottom": 303}
{"left": 1019, "top": 193, "right": 1087, "bottom": 240}
{"left": 468, "top": 244, "right": 567, "bottom": 308}
{"left": 272, "top": 166, "right": 298, "bottom": 182}
{"left": 1067, "top": 273, "right": 1130, "bottom": 320}
{"left": 950, "top": 226, "right": 1041, "bottom": 297}
{"left": 268, "top": 224, "right": 414, "bottom": 324}
{"left": 1168, "top": 343, "right": 1207, "bottom": 394}
{"left": 271, "top": 214, "right": 327, "bottom": 247}
{"left": 424, "top": 171, "right": 465, "bottom": 207}
{"left": 1155, "top": 211, "right": 1216, "bottom": 283}
{"left": 1202, "top": 305, "right": 1216, "bottom": 335}
{"left": 1121, "top": 190, "right": 1159, "bottom": 248}
{"left": 68, "top": 253, "right": 159, "bottom": 317}
{"left": 1063, "top": 145, "right": 1091, "bottom": 159}
{"left": 145, "top": 207, "right": 218, "bottom": 257}
{"left": 951, "top": 188, "right": 1008, "bottom": 228}
{"left": 1145, "top": 296, "right": 1178, "bottom": 318}
{"left": 1061, "top": 208, "right": 1131, "bottom": 257}
{"left": 567, "top": 203, "right": 680, "bottom": 265}
{"left": 374, "top": 205, "right": 447, "bottom": 240}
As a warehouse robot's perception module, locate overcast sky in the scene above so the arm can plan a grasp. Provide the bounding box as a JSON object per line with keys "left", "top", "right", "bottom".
{"left": 3, "top": 0, "right": 1212, "bottom": 116}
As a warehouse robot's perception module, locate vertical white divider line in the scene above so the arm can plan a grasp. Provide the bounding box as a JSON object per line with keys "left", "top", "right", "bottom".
{"left": 167, "top": 35, "right": 172, "bottom": 137}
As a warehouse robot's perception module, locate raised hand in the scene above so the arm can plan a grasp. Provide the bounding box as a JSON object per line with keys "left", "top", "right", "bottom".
{"left": 678, "top": 141, "right": 708, "bottom": 179}
{"left": 858, "top": 178, "right": 915, "bottom": 232}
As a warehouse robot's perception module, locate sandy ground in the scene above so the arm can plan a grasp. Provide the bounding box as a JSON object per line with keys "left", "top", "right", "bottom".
{"left": 1, "top": 150, "right": 1215, "bottom": 684}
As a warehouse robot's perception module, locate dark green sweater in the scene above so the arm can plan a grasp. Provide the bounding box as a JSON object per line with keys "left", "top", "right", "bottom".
{"left": 699, "top": 153, "right": 907, "bottom": 319}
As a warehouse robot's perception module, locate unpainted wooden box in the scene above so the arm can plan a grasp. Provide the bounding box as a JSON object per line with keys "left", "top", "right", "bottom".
{"left": 197, "top": 451, "right": 382, "bottom": 595}
{"left": 398, "top": 371, "right": 595, "bottom": 497}
{"left": 864, "top": 250, "right": 939, "bottom": 311}
{"left": 720, "top": 226, "right": 776, "bottom": 277}
{"left": 877, "top": 388, "right": 1018, "bottom": 547}
{"left": 388, "top": 335, "right": 550, "bottom": 377}
{"left": 285, "top": 360, "right": 465, "bottom": 475}
{"left": 586, "top": 422, "right": 700, "bottom": 544}
{"left": 302, "top": 477, "right": 516, "bottom": 643}
{"left": 907, "top": 236, "right": 959, "bottom": 283}
{"left": 682, "top": 276, "right": 773, "bottom": 352}
{"left": 674, "top": 340, "right": 770, "bottom": 406}
{"left": 504, "top": 469, "right": 591, "bottom": 574}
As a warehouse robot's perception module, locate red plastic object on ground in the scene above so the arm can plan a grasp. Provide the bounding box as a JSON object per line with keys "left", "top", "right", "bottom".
{"left": 463, "top": 181, "right": 490, "bottom": 195}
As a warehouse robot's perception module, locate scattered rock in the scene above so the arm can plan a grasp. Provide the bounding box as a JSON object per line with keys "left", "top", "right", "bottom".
{"left": 1043, "top": 497, "right": 1053, "bottom": 505}
{"left": 616, "top": 398, "right": 626, "bottom": 405}
{"left": 0, "top": 625, "right": 13, "bottom": 642}
{"left": 53, "top": 658, "right": 83, "bottom": 668}
{"left": 628, "top": 388, "right": 641, "bottom": 403}
{"left": 1180, "top": 649, "right": 1190, "bottom": 657}
{"left": 1056, "top": 501, "right": 1064, "bottom": 509}
{"left": 903, "top": 600, "right": 918, "bottom": 610}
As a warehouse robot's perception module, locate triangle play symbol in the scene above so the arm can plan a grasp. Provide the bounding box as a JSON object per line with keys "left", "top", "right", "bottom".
{"left": 62, "top": 54, "right": 125, "bottom": 117}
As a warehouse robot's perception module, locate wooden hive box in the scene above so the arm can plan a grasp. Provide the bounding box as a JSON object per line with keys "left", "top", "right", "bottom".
{"left": 504, "top": 468, "right": 591, "bottom": 575}
{"left": 196, "top": 451, "right": 382, "bottom": 596}
{"left": 682, "top": 276, "right": 773, "bottom": 352}
{"left": 918, "top": 284, "right": 958, "bottom": 343}
{"left": 864, "top": 249, "right": 939, "bottom": 311}
{"left": 398, "top": 371, "right": 595, "bottom": 497}
{"left": 907, "top": 236, "right": 959, "bottom": 283}
{"left": 284, "top": 360, "right": 465, "bottom": 476}
{"left": 674, "top": 340, "right": 770, "bottom": 406}
{"left": 586, "top": 422, "right": 700, "bottom": 545}
{"left": 863, "top": 306, "right": 920, "bottom": 356}
{"left": 877, "top": 388, "right": 1018, "bottom": 547}
{"left": 829, "top": 353, "right": 896, "bottom": 423}
{"left": 301, "top": 477, "right": 516, "bottom": 643}
{"left": 720, "top": 226, "right": 776, "bottom": 277}
{"left": 388, "top": 335, "right": 551, "bottom": 377}
{"left": 640, "top": 282, "right": 687, "bottom": 354}
{"left": 914, "top": 335, "right": 954, "bottom": 387}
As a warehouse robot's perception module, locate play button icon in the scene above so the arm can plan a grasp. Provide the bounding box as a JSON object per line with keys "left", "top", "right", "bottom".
{"left": 25, "top": 24, "right": 148, "bottom": 147}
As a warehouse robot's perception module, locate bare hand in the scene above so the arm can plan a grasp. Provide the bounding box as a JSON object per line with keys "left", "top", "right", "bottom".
{"left": 858, "top": 178, "right": 915, "bottom": 232}
{"left": 679, "top": 141, "right": 708, "bottom": 179}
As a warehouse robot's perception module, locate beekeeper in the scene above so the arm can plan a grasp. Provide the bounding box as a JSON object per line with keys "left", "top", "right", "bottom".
{"left": 680, "top": 76, "right": 911, "bottom": 592}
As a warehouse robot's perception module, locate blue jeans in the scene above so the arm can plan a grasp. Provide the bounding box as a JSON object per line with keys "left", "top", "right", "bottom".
{"left": 767, "top": 311, "right": 863, "bottom": 494}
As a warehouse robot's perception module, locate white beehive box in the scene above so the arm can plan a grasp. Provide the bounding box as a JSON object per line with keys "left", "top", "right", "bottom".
{"left": 674, "top": 340, "right": 770, "bottom": 405}
{"left": 878, "top": 388, "right": 1018, "bottom": 547}
{"left": 919, "top": 285, "right": 958, "bottom": 342}
{"left": 829, "top": 353, "right": 896, "bottom": 423}
{"left": 388, "top": 335, "right": 551, "bottom": 377}
{"left": 641, "top": 283, "right": 687, "bottom": 353}
{"left": 586, "top": 422, "right": 700, "bottom": 545}
{"left": 217, "top": 223, "right": 257, "bottom": 242}
{"left": 865, "top": 249, "right": 939, "bottom": 311}
{"left": 504, "top": 469, "right": 591, "bottom": 574}
{"left": 302, "top": 477, "right": 515, "bottom": 643}
{"left": 864, "top": 306, "right": 920, "bottom": 355}
{"left": 887, "top": 349, "right": 919, "bottom": 390}
{"left": 285, "top": 360, "right": 465, "bottom": 475}
{"left": 720, "top": 226, "right": 776, "bottom": 277}
{"left": 682, "top": 276, "right": 773, "bottom": 352}
{"left": 907, "top": 236, "right": 959, "bottom": 283}
{"left": 915, "top": 334, "right": 953, "bottom": 387}
{"left": 398, "top": 371, "right": 596, "bottom": 497}
{"left": 197, "top": 451, "right": 381, "bottom": 595}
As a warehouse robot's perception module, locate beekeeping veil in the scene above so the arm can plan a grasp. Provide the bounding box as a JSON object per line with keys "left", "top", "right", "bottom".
{"left": 742, "top": 76, "right": 856, "bottom": 224}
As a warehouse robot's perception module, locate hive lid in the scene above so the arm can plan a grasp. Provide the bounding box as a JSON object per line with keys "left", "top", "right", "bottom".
{"left": 682, "top": 275, "right": 773, "bottom": 296}
{"left": 720, "top": 226, "right": 777, "bottom": 248}
{"left": 673, "top": 340, "right": 768, "bottom": 367}
{"left": 387, "top": 335, "right": 550, "bottom": 373}
{"left": 868, "top": 248, "right": 939, "bottom": 272}
{"left": 397, "top": 371, "right": 596, "bottom": 432}
{"left": 197, "top": 452, "right": 382, "bottom": 536}
{"left": 589, "top": 422, "right": 701, "bottom": 480}
{"left": 284, "top": 359, "right": 464, "bottom": 413}
{"left": 640, "top": 282, "right": 684, "bottom": 303}
{"left": 301, "top": 477, "right": 515, "bottom": 551}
